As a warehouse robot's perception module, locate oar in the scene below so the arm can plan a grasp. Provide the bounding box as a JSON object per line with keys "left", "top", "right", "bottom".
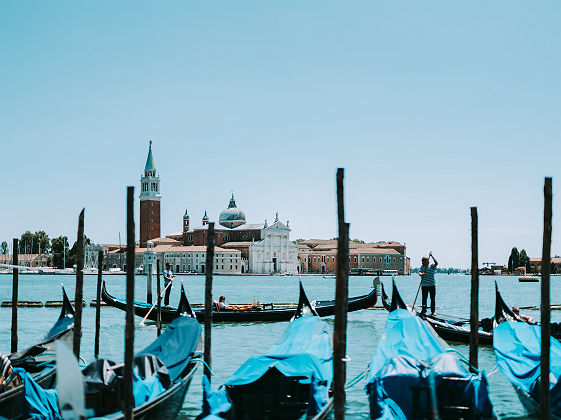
{"left": 412, "top": 252, "right": 431, "bottom": 310}
{"left": 139, "top": 281, "right": 173, "bottom": 326}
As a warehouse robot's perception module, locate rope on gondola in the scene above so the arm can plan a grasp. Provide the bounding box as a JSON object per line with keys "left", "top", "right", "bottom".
{"left": 344, "top": 365, "right": 370, "bottom": 389}
{"left": 445, "top": 348, "right": 481, "bottom": 374}
{"left": 194, "top": 352, "right": 214, "bottom": 376}
{"left": 486, "top": 367, "right": 500, "bottom": 377}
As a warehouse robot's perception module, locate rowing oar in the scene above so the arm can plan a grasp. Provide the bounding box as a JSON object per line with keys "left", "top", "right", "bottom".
{"left": 412, "top": 252, "right": 431, "bottom": 311}
{"left": 139, "top": 281, "right": 172, "bottom": 326}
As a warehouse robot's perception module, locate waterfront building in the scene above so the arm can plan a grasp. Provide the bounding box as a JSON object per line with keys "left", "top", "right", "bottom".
{"left": 297, "top": 239, "right": 410, "bottom": 275}
{"left": 104, "top": 238, "right": 242, "bottom": 275}
{"left": 0, "top": 253, "right": 50, "bottom": 268}
{"left": 84, "top": 242, "right": 103, "bottom": 269}
{"left": 247, "top": 215, "right": 298, "bottom": 274}
{"left": 139, "top": 141, "right": 161, "bottom": 247}
{"left": 167, "top": 196, "right": 299, "bottom": 274}
{"left": 529, "top": 257, "right": 561, "bottom": 272}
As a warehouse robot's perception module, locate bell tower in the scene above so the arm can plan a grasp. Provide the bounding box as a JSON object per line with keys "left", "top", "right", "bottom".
{"left": 140, "top": 141, "right": 161, "bottom": 247}
{"left": 182, "top": 209, "right": 190, "bottom": 245}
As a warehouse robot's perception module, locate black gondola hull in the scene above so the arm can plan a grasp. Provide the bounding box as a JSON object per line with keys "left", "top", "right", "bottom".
{"left": 102, "top": 282, "right": 377, "bottom": 323}
{"left": 423, "top": 317, "right": 493, "bottom": 345}
{"left": 0, "top": 288, "right": 74, "bottom": 419}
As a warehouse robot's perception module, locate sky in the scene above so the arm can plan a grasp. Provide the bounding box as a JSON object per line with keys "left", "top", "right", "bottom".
{"left": 1, "top": 1, "right": 559, "bottom": 268}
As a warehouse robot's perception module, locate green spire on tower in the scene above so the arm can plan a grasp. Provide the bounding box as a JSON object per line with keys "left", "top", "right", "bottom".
{"left": 145, "top": 140, "right": 156, "bottom": 172}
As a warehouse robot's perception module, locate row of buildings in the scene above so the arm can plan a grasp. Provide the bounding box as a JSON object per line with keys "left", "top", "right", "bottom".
{"left": 98, "top": 143, "right": 410, "bottom": 275}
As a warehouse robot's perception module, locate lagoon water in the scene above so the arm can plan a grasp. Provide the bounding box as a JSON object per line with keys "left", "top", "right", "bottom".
{"left": 1, "top": 273, "right": 559, "bottom": 419}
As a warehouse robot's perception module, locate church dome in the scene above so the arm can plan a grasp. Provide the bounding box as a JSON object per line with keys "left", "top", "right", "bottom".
{"left": 219, "top": 194, "right": 246, "bottom": 228}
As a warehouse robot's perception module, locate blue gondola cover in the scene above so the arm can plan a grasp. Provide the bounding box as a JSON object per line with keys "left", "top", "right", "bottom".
{"left": 494, "top": 321, "right": 561, "bottom": 416}
{"left": 14, "top": 315, "right": 201, "bottom": 419}
{"left": 366, "top": 309, "right": 494, "bottom": 419}
{"left": 200, "top": 315, "right": 332, "bottom": 418}
{"left": 13, "top": 367, "right": 61, "bottom": 420}
{"left": 138, "top": 316, "right": 201, "bottom": 382}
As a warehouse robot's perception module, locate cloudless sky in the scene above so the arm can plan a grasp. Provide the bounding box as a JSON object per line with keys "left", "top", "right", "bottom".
{"left": 1, "top": 1, "right": 559, "bottom": 268}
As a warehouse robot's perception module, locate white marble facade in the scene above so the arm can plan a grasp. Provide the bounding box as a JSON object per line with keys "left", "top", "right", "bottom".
{"left": 248, "top": 219, "right": 298, "bottom": 274}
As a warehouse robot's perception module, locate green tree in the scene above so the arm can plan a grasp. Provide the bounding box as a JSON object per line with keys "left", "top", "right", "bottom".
{"left": 508, "top": 247, "right": 520, "bottom": 272}
{"left": 352, "top": 239, "right": 365, "bottom": 244}
{"left": 51, "top": 236, "right": 70, "bottom": 268}
{"left": 67, "top": 235, "right": 92, "bottom": 268}
{"left": 519, "top": 249, "right": 530, "bottom": 270}
{"left": 18, "top": 231, "right": 51, "bottom": 254}
{"left": 20, "top": 231, "right": 34, "bottom": 254}
{"left": 0, "top": 241, "right": 7, "bottom": 254}
{"left": 33, "top": 231, "right": 50, "bottom": 254}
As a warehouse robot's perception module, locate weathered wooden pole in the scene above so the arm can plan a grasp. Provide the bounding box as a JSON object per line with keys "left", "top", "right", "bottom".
{"left": 334, "top": 168, "right": 350, "bottom": 420}
{"left": 124, "top": 187, "right": 135, "bottom": 419}
{"left": 11, "top": 238, "right": 19, "bottom": 353}
{"left": 147, "top": 263, "right": 153, "bottom": 304}
{"left": 73, "top": 209, "right": 85, "bottom": 359}
{"left": 469, "top": 207, "right": 479, "bottom": 372}
{"left": 156, "top": 259, "right": 162, "bottom": 337}
{"left": 540, "top": 177, "right": 552, "bottom": 419}
{"left": 204, "top": 222, "right": 215, "bottom": 382}
{"left": 94, "top": 250, "right": 103, "bottom": 359}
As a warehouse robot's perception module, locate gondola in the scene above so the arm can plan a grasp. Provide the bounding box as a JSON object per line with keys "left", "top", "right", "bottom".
{"left": 366, "top": 287, "right": 496, "bottom": 419}
{"left": 18, "top": 284, "right": 202, "bottom": 420}
{"left": 493, "top": 284, "right": 561, "bottom": 418}
{"left": 380, "top": 280, "right": 495, "bottom": 344}
{"left": 199, "top": 282, "right": 333, "bottom": 420}
{"left": 0, "top": 286, "right": 75, "bottom": 419}
{"left": 381, "top": 280, "right": 561, "bottom": 345}
{"left": 102, "top": 279, "right": 377, "bottom": 323}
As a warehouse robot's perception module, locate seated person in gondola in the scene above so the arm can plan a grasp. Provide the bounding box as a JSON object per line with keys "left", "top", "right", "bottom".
{"left": 512, "top": 306, "right": 534, "bottom": 324}
{"left": 0, "top": 354, "right": 22, "bottom": 393}
{"left": 214, "top": 296, "right": 230, "bottom": 310}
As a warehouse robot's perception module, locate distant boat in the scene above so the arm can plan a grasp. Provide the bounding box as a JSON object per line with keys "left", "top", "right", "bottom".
{"left": 518, "top": 267, "right": 539, "bottom": 282}
{"left": 519, "top": 277, "right": 539, "bottom": 282}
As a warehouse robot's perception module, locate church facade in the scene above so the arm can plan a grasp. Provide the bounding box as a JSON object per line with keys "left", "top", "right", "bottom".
{"left": 138, "top": 142, "right": 298, "bottom": 274}
{"left": 166, "top": 197, "right": 299, "bottom": 274}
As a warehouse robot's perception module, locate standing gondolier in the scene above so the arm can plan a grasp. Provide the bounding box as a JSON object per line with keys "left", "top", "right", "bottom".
{"left": 163, "top": 262, "right": 175, "bottom": 306}
{"left": 419, "top": 252, "right": 438, "bottom": 316}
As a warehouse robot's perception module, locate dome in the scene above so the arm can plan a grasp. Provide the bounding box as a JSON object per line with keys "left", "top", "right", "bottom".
{"left": 219, "top": 194, "right": 246, "bottom": 228}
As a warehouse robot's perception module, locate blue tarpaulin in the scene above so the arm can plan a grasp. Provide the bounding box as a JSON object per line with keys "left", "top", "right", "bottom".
{"left": 13, "top": 367, "right": 61, "bottom": 420}
{"left": 16, "top": 315, "right": 201, "bottom": 419}
{"left": 138, "top": 316, "right": 201, "bottom": 382}
{"left": 200, "top": 315, "right": 332, "bottom": 419}
{"left": 494, "top": 321, "right": 561, "bottom": 416}
{"left": 366, "top": 309, "right": 494, "bottom": 420}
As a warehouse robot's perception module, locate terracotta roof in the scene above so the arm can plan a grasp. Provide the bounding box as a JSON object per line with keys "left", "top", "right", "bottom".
{"left": 530, "top": 257, "right": 561, "bottom": 264}
{"left": 221, "top": 242, "right": 253, "bottom": 248}
{"left": 148, "top": 237, "right": 181, "bottom": 245}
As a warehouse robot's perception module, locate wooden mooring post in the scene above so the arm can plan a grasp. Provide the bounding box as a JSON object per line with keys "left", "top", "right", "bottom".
{"left": 156, "top": 259, "right": 162, "bottom": 337}
{"left": 147, "top": 263, "right": 153, "bottom": 304}
{"left": 540, "top": 177, "right": 552, "bottom": 419}
{"left": 124, "top": 187, "right": 135, "bottom": 420}
{"left": 334, "top": 168, "right": 350, "bottom": 420}
{"left": 204, "top": 222, "right": 215, "bottom": 382}
{"left": 73, "top": 209, "right": 85, "bottom": 359}
{"left": 11, "top": 238, "right": 19, "bottom": 353}
{"left": 94, "top": 250, "right": 103, "bottom": 359}
{"left": 469, "top": 207, "right": 479, "bottom": 372}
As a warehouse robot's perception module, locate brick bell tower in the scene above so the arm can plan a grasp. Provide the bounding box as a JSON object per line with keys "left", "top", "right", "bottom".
{"left": 140, "top": 141, "right": 161, "bottom": 247}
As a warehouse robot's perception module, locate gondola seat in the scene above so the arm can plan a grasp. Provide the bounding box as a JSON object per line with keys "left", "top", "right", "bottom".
{"left": 83, "top": 355, "right": 172, "bottom": 416}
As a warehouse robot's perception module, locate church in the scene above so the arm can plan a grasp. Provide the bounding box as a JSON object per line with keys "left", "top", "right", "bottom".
{"left": 138, "top": 142, "right": 299, "bottom": 274}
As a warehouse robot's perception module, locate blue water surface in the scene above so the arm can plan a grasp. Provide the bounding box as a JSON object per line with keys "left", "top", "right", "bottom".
{"left": 1, "top": 273, "right": 559, "bottom": 419}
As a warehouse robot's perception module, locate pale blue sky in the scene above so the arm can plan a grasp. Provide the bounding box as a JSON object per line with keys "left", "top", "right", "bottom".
{"left": 1, "top": 1, "right": 559, "bottom": 268}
